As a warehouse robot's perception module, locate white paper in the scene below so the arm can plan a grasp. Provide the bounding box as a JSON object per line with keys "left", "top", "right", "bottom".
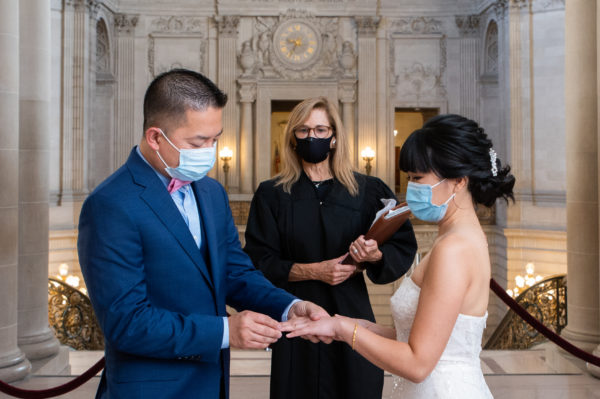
{"left": 371, "top": 198, "right": 397, "bottom": 228}
{"left": 384, "top": 205, "right": 410, "bottom": 220}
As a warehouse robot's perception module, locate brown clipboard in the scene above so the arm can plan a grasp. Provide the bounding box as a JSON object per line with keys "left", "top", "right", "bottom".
{"left": 341, "top": 202, "right": 411, "bottom": 267}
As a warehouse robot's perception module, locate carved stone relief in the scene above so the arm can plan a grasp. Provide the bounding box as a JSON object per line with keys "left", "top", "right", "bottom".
{"left": 238, "top": 80, "right": 257, "bottom": 103}
{"left": 339, "top": 41, "right": 356, "bottom": 78}
{"left": 455, "top": 15, "right": 481, "bottom": 37}
{"left": 390, "top": 29, "right": 447, "bottom": 102}
{"left": 338, "top": 79, "right": 356, "bottom": 103}
{"left": 493, "top": 0, "right": 509, "bottom": 20}
{"left": 394, "top": 63, "right": 444, "bottom": 101}
{"left": 114, "top": 14, "right": 138, "bottom": 34}
{"left": 152, "top": 16, "right": 205, "bottom": 33}
{"left": 65, "top": 0, "right": 94, "bottom": 10}
{"left": 355, "top": 16, "right": 379, "bottom": 36}
{"left": 96, "top": 19, "right": 110, "bottom": 74}
{"left": 532, "top": 0, "right": 565, "bottom": 12}
{"left": 239, "top": 41, "right": 256, "bottom": 77}
{"left": 237, "top": 10, "right": 356, "bottom": 81}
{"left": 510, "top": 0, "right": 529, "bottom": 10}
{"left": 147, "top": 16, "right": 207, "bottom": 78}
{"left": 390, "top": 17, "right": 443, "bottom": 35}
{"left": 216, "top": 15, "right": 240, "bottom": 37}
{"left": 485, "top": 22, "right": 499, "bottom": 76}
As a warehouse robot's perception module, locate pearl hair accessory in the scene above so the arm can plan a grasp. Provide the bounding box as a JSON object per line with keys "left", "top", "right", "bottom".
{"left": 489, "top": 148, "right": 498, "bottom": 177}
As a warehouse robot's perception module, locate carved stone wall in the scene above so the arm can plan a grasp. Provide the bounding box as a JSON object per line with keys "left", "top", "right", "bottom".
{"left": 238, "top": 11, "right": 356, "bottom": 82}
{"left": 148, "top": 16, "right": 207, "bottom": 78}
{"left": 89, "top": 17, "right": 116, "bottom": 189}
{"left": 44, "top": 0, "right": 573, "bottom": 362}
{"left": 114, "top": 14, "right": 138, "bottom": 169}
{"left": 389, "top": 17, "right": 447, "bottom": 107}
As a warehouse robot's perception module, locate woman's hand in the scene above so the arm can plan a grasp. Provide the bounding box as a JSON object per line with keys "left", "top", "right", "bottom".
{"left": 349, "top": 235, "right": 382, "bottom": 264}
{"left": 282, "top": 314, "right": 355, "bottom": 344}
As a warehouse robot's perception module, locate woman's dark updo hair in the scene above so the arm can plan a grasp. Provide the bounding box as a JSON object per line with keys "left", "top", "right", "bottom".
{"left": 399, "top": 114, "right": 515, "bottom": 207}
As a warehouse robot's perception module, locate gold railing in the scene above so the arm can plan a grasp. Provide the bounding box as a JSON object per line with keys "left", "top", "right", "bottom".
{"left": 484, "top": 274, "right": 567, "bottom": 350}
{"left": 48, "top": 278, "right": 104, "bottom": 350}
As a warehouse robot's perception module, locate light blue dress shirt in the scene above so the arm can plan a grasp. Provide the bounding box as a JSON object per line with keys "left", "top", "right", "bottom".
{"left": 136, "top": 147, "right": 299, "bottom": 349}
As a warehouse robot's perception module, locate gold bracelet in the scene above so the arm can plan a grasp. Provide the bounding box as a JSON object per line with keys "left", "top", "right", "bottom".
{"left": 352, "top": 323, "right": 358, "bottom": 350}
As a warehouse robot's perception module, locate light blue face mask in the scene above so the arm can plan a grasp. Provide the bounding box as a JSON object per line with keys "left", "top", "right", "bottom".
{"left": 406, "top": 179, "right": 455, "bottom": 223}
{"left": 156, "top": 129, "right": 216, "bottom": 181}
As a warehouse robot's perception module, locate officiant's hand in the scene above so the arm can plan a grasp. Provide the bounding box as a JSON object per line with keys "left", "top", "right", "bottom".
{"left": 319, "top": 255, "right": 357, "bottom": 286}
{"left": 349, "top": 235, "right": 382, "bottom": 264}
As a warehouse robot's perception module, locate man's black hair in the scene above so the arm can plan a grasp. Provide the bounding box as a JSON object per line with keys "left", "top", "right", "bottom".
{"left": 143, "top": 69, "right": 228, "bottom": 133}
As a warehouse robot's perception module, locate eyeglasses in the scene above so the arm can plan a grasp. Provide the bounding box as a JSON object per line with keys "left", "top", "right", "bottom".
{"left": 293, "top": 125, "right": 334, "bottom": 139}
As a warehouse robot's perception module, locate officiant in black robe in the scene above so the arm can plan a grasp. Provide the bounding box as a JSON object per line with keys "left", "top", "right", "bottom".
{"left": 244, "top": 97, "right": 417, "bottom": 399}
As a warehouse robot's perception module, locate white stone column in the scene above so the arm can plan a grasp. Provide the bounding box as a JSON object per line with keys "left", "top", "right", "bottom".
{"left": 61, "top": 0, "right": 91, "bottom": 202}
{"left": 217, "top": 16, "right": 239, "bottom": 192}
{"left": 355, "top": 17, "right": 379, "bottom": 176}
{"left": 455, "top": 15, "right": 480, "bottom": 122}
{"left": 375, "top": 18, "right": 392, "bottom": 186}
{"left": 17, "top": 0, "right": 60, "bottom": 362}
{"left": 113, "top": 14, "right": 138, "bottom": 169}
{"left": 238, "top": 79, "right": 255, "bottom": 194}
{"left": 494, "top": 1, "right": 511, "bottom": 164}
{"left": 563, "top": 0, "right": 600, "bottom": 375}
{"left": 507, "top": 0, "right": 533, "bottom": 200}
{"left": 0, "top": 0, "right": 31, "bottom": 382}
{"left": 595, "top": 0, "right": 600, "bottom": 377}
{"left": 339, "top": 79, "right": 356, "bottom": 165}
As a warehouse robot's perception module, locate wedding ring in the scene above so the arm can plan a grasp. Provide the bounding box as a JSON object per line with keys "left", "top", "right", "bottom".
{"left": 353, "top": 248, "right": 358, "bottom": 254}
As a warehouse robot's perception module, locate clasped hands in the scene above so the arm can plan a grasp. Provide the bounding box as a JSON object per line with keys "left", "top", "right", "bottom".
{"left": 228, "top": 300, "right": 333, "bottom": 349}
{"left": 316, "top": 235, "right": 383, "bottom": 286}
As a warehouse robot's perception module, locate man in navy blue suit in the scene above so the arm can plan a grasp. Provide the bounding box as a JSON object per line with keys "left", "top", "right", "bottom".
{"left": 78, "top": 69, "right": 328, "bottom": 399}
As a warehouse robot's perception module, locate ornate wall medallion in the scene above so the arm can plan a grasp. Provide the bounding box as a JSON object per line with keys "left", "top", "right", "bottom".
{"left": 272, "top": 19, "right": 321, "bottom": 70}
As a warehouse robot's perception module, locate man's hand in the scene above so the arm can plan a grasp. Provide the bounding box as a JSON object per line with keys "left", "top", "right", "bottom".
{"left": 285, "top": 301, "right": 332, "bottom": 344}
{"left": 318, "top": 255, "right": 357, "bottom": 285}
{"left": 287, "top": 300, "right": 329, "bottom": 321}
{"left": 228, "top": 310, "right": 282, "bottom": 349}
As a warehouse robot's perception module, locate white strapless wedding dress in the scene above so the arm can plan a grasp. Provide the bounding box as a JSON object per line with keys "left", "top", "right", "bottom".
{"left": 389, "top": 276, "right": 493, "bottom": 398}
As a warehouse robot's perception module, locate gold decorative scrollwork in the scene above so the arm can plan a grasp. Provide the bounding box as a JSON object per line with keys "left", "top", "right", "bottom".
{"left": 48, "top": 278, "right": 104, "bottom": 350}
{"left": 485, "top": 274, "right": 567, "bottom": 350}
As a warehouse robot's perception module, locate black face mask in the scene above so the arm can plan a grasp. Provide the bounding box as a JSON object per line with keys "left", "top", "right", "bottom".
{"left": 295, "top": 136, "right": 333, "bottom": 164}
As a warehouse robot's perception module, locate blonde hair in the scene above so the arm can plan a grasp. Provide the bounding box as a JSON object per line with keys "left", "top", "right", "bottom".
{"left": 276, "top": 97, "right": 358, "bottom": 196}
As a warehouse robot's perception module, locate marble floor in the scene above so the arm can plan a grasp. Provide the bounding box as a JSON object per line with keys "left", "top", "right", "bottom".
{"left": 2, "top": 346, "right": 600, "bottom": 398}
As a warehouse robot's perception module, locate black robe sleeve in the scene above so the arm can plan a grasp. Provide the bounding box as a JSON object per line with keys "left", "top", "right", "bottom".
{"left": 244, "top": 181, "right": 294, "bottom": 289}
{"left": 362, "top": 177, "right": 418, "bottom": 284}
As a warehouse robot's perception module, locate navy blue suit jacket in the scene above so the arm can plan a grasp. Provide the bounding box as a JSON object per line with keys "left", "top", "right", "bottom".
{"left": 78, "top": 148, "right": 296, "bottom": 398}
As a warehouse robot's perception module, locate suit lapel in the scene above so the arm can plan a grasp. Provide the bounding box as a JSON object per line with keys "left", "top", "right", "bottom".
{"left": 127, "top": 148, "right": 215, "bottom": 291}
{"left": 192, "top": 180, "right": 222, "bottom": 297}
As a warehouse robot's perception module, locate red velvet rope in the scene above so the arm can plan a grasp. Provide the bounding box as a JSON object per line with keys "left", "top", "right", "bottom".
{"left": 0, "top": 280, "right": 599, "bottom": 398}
{"left": 490, "top": 278, "right": 600, "bottom": 367}
{"left": 0, "top": 357, "right": 104, "bottom": 399}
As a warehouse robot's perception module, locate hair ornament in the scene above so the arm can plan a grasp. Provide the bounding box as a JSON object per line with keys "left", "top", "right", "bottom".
{"left": 489, "top": 148, "right": 498, "bottom": 177}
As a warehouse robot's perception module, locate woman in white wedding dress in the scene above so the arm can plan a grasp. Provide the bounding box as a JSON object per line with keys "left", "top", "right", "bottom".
{"left": 283, "top": 114, "right": 515, "bottom": 398}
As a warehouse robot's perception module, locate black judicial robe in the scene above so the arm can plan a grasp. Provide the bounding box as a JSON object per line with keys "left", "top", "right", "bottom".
{"left": 244, "top": 172, "right": 418, "bottom": 399}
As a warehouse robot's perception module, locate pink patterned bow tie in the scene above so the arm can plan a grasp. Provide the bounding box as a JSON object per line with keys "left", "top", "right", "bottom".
{"left": 167, "top": 178, "right": 192, "bottom": 194}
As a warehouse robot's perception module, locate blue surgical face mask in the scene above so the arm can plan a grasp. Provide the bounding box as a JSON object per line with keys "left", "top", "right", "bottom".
{"left": 155, "top": 129, "right": 216, "bottom": 181}
{"left": 406, "top": 179, "right": 455, "bottom": 223}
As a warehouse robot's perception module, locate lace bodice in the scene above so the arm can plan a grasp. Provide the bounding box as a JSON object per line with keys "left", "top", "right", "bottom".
{"left": 389, "top": 276, "right": 493, "bottom": 398}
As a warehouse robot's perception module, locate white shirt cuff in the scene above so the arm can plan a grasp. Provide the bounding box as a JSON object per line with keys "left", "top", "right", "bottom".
{"left": 282, "top": 299, "right": 302, "bottom": 322}
{"left": 221, "top": 317, "right": 229, "bottom": 349}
